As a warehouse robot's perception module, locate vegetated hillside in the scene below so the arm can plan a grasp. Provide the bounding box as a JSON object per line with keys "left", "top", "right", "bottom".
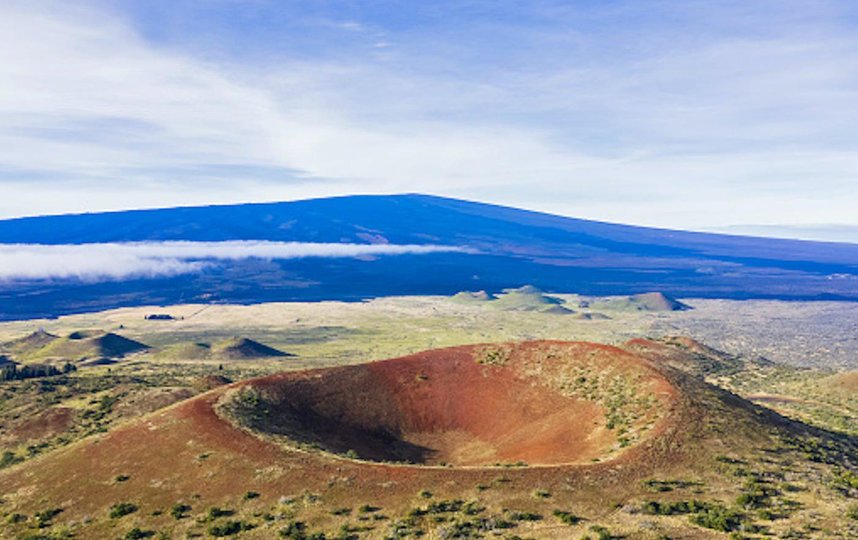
{"left": 1, "top": 330, "right": 148, "bottom": 364}
{"left": 155, "top": 337, "right": 290, "bottom": 362}
{"left": 593, "top": 292, "right": 691, "bottom": 312}
{"left": 1, "top": 329, "right": 59, "bottom": 353}
{"left": 453, "top": 286, "right": 576, "bottom": 314}
{"left": 0, "top": 340, "right": 855, "bottom": 539}
{"left": 487, "top": 286, "right": 571, "bottom": 313}
{"left": 1, "top": 194, "right": 858, "bottom": 320}
{"left": 212, "top": 337, "right": 289, "bottom": 360}
{"left": 450, "top": 290, "right": 497, "bottom": 303}
{"left": 451, "top": 288, "right": 688, "bottom": 316}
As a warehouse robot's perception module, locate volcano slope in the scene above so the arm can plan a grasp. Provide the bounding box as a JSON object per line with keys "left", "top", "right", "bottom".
{"left": 0, "top": 341, "right": 856, "bottom": 539}
{"left": 219, "top": 341, "right": 671, "bottom": 467}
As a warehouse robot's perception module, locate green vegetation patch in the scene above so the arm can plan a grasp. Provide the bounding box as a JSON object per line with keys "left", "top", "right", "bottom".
{"left": 109, "top": 502, "right": 138, "bottom": 519}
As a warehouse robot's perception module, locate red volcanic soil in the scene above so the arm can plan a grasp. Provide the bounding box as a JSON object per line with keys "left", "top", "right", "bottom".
{"left": 237, "top": 344, "right": 622, "bottom": 466}
{"left": 1, "top": 407, "right": 74, "bottom": 447}
{"left": 0, "top": 341, "right": 689, "bottom": 527}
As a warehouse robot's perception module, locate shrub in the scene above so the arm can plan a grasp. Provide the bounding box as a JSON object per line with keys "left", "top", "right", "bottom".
{"left": 209, "top": 520, "right": 254, "bottom": 536}
{"left": 0, "top": 451, "right": 23, "bottom": 469}
{"left": 736, "top": 478, "right": 776, "bottom": 510}
{"left": 207, "top": 506, "right": 234, "bottom": 520}
{"left": 244, "top": 491, "right": 260, "bottom": 500}
{"left": 508, "top": 511, "right": 541, "bottom": 522}
{"left": 170, "top": 502, "right": 191, "bottom": 519}
{"left": 109, "top": 502, "right": 138, "bottom": 519}
{"left": 280, "top": 521, "right": 306, "bottom": 538}
{"left": 424, "top": 499, "right": 464, "bottom": 514}
{"left": 689, "top": 504, "right": 744, "bottom": 532}
{"left": 553, "top": 509, "right": 582, "bottom": 525}
{"left": 280, "top": 521, "right": 326, "bottom": 539}
{"left": 7, "top": 513, "right": 26, "bottom": 524}
{"left": 532, "top": 489, "right": 551, "bottom": 499}
{"left": 124, "top": 528, "right": 154, "bottom": 540}
{"left": 641, "top": 500, "right": 708, "bottom": 516}
{"left": 34, "top": 508, "right": 63, "bottom": 528}
{"left": 831, "top": 468, "right": 858, "bottom": 493}
{"left": 462, "top": 500, "right": 484, "bottom": 516}
{"left": 590, "top": 525, "right": 612, "bottom": 540}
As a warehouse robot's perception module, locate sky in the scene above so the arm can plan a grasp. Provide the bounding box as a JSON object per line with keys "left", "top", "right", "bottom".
{"left": 2, "top": 0, "right": 857, "bottom": 238}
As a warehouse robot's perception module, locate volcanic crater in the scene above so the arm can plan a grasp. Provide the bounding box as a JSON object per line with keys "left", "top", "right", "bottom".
{"left": 221, "top": 341, "right": 675, "bottom": 467}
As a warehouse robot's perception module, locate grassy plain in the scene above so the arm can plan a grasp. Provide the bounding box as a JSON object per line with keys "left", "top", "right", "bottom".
{"left": 0, "top": 294, "right": 856, "bottom": 538}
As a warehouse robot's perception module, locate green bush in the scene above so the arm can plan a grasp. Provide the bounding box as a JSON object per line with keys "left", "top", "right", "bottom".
{"left": 206, "top": 506, "right": 235, "bottom": 520}
{"left": 209, "top": 520, "right": 254, "bottom": 536}
{"left": 170, "top": 502, "right": 191, "bottom": 519}
{"left": 0, "top": 451, "right": 23, "bottom": 469}
{"left": 124, "top": 528, "right": 154, "bottom": 540}
{"left": 590, "top": 525, "right": 612, "bottom": 540}
{"left": 280, "top": 521, "right": 306, "bottom": 538}
{"left": 689, "top": 504, "right": 744, "bottom": 532}
{"left": 280, "top": 520, "right": 327, "bottom": 539}
{"left": 33, "top": 508, "right": 63, "bottom": 528}
{"left": 640, "top": 499, "right": 708, "bottom": 516}
{"left": 553, "top": 509, "right": 582, "bottom": 525}
{"left": 533, "top": 489, "right": 551, "bottom": 499}
{"left": 109, "top": 502, "right": 138, "bottom": 519}
{"left": 508, "top": 511, "right": 541, "bottom": 522}
{"left": 6, "top": 513, "right": 26, "bottom": 524}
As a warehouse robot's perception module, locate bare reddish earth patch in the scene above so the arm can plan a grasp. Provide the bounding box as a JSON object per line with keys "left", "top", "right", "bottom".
{"left": 238, "top": 344, "right": 626, "bottom": 466}
{"left": 1, "top": 407, "right": 74, "bottom": 447}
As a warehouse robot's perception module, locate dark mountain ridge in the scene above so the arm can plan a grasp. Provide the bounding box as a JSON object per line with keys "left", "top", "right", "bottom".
{"left": 0, "top": 194, "right": 856, "bottom": 320}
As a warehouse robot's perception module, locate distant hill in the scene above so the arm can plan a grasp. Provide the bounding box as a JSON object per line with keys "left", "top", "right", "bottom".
{"left": 452, "top": 285, "right": 573, "bottom": 314}
{"left": 491, "top": 286, "right": 568, "bottom": 312}
{"left": 593, "top": 292, "right": 691, "bottom": 312}
{"left": 211, "top": 337, "right": 289, "bottom": 360}
{"left": 157, "top": 338, "right": 289, "bottom": 361}
{"left": 1, "top": 329, "right": 59, "bottom": 354}
{"left": 1, "top": 194, "right": 857, "bottom": 320}
{"left": 450, "top": 290, "right": 497, "bottom": 303}
{"left": 3, "top": 330, "right": 148, "bottom": 364}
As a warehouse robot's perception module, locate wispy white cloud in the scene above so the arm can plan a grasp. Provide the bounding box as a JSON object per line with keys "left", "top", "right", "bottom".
{"left": 0, "top": 241, "right": 468, "bottom": 282}
{"left": 1, "top": 1, "right": 857, "bottom": 233}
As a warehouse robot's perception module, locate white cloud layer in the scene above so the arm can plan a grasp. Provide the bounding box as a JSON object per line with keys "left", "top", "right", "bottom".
{"left": 0, "top": 241, "right": 466, "bottom": 282}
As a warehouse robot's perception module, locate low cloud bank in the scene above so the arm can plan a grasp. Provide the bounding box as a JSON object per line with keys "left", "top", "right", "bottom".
{"left": 0, "top": 241, "right": 468, "bottom": 282}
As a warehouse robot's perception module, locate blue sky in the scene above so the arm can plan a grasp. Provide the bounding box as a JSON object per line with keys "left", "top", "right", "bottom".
{"left": 2, "top": 0, "right": 857, "bottom": 238}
